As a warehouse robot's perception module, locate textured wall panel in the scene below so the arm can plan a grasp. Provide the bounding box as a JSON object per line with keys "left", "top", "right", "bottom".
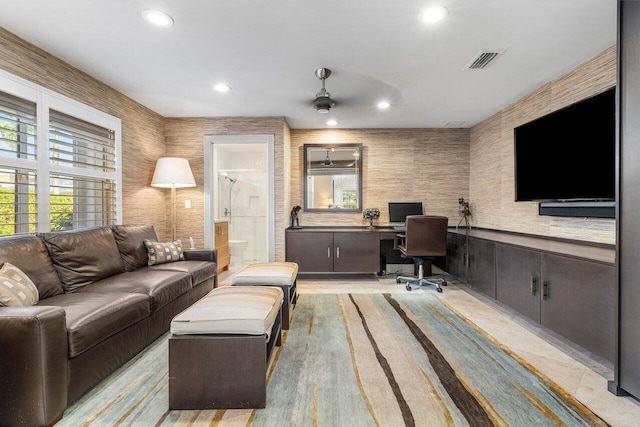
{"left": 469, "top": 46, "right": 616, "bottom": 244}
{"left": 0, "top": 27, "right": 167, "bottom": 238}
{"left": 164, "top": 117, "right": 288, "bottom": 260}
{"left": 290, "top": 129, "right": 470, "bottom": 227}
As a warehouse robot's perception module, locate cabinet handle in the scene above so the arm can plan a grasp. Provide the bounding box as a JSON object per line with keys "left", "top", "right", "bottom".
{"left": 327, "top": 247, "right": 331, "bottom": 258}
{"left": 336, "top": 247, "right": 340, "bottom": 258}
{"left": 542, "top": 281, "right": 549, "bottom": 300}
{"left": 530, "top": 276, "right": 537, "bottom": 295}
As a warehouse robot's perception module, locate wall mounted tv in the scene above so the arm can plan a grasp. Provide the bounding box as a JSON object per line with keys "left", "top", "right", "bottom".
{"left": 514, "top": 88, "right": 615, "bottom": 210}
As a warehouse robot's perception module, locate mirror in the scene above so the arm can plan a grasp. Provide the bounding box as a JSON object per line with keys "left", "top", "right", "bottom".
{"left": 304, "top": 144, "right": 362, "bottom": 212}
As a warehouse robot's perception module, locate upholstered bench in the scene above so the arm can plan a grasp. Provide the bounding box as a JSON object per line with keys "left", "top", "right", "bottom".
{"left": 168, "top": 286, "right": 284, "bottom": 409}
{"left": 231, "top": 261, "right": 298, "bottom": 330}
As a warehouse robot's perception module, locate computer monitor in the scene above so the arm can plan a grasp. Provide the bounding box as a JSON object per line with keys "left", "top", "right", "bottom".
{"left": 388, "top": 202, "right": 423, "bottom": 223}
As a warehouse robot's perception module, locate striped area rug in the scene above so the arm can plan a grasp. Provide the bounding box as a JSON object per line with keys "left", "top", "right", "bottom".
{"left": 59, "top": 293, "right": 607, "bottom": 426}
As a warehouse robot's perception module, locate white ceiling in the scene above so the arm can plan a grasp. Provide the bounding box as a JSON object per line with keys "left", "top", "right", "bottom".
{"left": 0, "top": 0, "right": 617, "bottom": 129}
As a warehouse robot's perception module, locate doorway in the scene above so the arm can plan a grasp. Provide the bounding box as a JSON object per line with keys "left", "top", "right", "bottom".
{"left": 204, "top": 135, "right": 275, "bottom": 267}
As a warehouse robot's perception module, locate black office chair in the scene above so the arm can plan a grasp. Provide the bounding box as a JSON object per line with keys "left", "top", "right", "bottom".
{"left": 394, "top": 215, "right": 448, "bottom": 292}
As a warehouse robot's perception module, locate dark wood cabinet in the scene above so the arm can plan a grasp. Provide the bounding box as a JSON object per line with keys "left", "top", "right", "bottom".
{"left": 285, "top": 232, "right": 333, "bottom": 272}
{"left": 447, "top": 230, "right": 615, "bottom": 363}
{"left": 333, "top": 232, "right": 380, "bottom": 273}
{"left": 467, "top": 238, "right": 496, "bottom": 298}
{"left": 540, "top": 254, "right": 616, "bottom": 363}
{"left": 446, "top": 233, "right": 466, "bottom": 279}
{"left": 496, "top": 245, "right": 541, "bottom": 322}
{"left": 285, "top": 229, "right": 380, "bottom": 273}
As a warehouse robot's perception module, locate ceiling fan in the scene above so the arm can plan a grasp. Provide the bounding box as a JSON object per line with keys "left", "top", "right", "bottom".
{"left": 313, "top": 68, "right": 336, "bottom": 114}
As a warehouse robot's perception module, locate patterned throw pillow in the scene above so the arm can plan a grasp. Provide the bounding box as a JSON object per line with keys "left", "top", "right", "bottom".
{"left": 144, "top": 239, "right": 185, "bottom": 266}
{"left": 0, "top": 262, "right": 39, "bottom": 306}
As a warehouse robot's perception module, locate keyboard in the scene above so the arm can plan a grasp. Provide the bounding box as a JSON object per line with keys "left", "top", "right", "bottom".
{"left": 392, "top": 226, "right": 406, "bottom": 231}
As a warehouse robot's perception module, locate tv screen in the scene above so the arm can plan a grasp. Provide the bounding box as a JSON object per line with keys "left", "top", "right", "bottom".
{"left": 388, "top": 202, "right": 423, "bottom": 223}
{"left": 514, "top": 88, "right": 615, "bottom": 202}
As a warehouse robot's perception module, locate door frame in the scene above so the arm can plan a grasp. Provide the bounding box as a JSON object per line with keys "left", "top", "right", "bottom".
{"left": 203, "top": 134, "right": 275, "bottom": 261}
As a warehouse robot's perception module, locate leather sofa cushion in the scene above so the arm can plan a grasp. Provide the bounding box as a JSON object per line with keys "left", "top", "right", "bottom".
{"left": 0, "top": 235, "right": 64, "bottom": 299}
{"left": 38, "top": 292, "right": 149, "bottom": 358}
{"left": 110, "top": 225, "right": 158, "bottom": 271}
{"left": 75, "top": 268, "right": 192, "bottom": 312}
{"left": 150, "top": 261, "right": 217, "bottom": 286}
{"left": 41, "top": 227, "right": 125, "bottom": 293}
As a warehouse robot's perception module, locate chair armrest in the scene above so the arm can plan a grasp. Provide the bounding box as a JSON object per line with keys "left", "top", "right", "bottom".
{"left": 184, "top": 248, "right": 218, "bottom": 263}
{"left": 393, "top": 234, "right": 406, "bottom": 250}
{"left": 0, "top": 306, "right": 68, "bottom": 426}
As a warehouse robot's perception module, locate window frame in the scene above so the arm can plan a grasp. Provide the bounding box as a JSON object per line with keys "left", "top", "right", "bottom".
{"left": 0, "top": 69, "right": 122, "bottom": 234}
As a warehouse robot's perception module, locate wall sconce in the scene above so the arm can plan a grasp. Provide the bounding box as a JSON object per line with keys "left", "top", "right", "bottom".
{"left": 151, "top": 157, "right": 196, "bottom": 241}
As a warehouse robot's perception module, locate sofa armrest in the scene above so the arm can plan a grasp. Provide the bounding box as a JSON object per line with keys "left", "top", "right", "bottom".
{"left": 0, "top": 306, "right": 68, "bottom": 426}
{"left": 184, "top": 248, "right": 218, "bottom": 263}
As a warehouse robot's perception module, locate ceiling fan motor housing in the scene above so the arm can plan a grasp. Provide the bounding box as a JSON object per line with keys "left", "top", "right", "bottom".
{"left": 314, "top": 67, "right": 335, "bottom": 113}
{"left": 313, "top": 95, "right": 336, "bottom": 113}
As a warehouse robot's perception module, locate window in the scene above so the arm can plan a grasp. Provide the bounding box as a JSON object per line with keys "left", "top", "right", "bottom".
{"left": 0, "top": 71, "right": 121, "bottom": 235}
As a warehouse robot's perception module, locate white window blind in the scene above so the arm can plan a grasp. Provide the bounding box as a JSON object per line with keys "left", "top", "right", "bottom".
{"left": 0, "top": 90, "right": 37, "bottom": 160}
{"left": 49, "top": 173, "right": 116, "bottom": 231}
{"left": 0, "top": 70, "right": 121, "bottom": 236}
{"left": 0, "top": 168, "right": 37, "bottom": 235}
{"left": 49, "top": 110, "right": 116, "bottom": 172}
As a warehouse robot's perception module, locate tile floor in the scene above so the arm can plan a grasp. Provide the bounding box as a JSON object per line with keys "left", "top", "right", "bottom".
{"left": 218, "top": 266, "right": 640, "bottom": 426}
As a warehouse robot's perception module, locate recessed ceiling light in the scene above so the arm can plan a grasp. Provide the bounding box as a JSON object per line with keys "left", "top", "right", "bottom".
{"left": 327, "top": 119, "right": 337, "bottom": 126}
{"left": 421, "top": 6, "right": 448, "bottom": 23}
{"left": 142, "top": 9, "right": 174, "bottom": 27}
{"left": 377, "top": 101, "right": 390, "bottom": 110}
{"left": 213, "top": 83, "right": 231, "bottom": 93}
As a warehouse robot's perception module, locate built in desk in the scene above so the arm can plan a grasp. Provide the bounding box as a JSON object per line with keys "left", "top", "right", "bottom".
{"left": 285, "top": 226, "right": 438, "bottom": 275}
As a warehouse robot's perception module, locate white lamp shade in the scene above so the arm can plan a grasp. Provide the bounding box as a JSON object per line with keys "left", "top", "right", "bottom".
{"left": 151, "top": 157, "right": 196, "bottom": 188}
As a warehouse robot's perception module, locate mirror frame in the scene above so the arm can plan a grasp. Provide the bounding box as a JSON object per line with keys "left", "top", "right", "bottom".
{"left": 303, "top": 143, "right": 363, "bottom": 212}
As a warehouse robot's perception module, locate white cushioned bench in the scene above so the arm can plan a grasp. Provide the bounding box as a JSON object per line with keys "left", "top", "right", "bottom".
{"left": 231, "top": 262, "right": 297, "bottom": 330}
{"left": 168, "top": 286, "right": 284, "bottom": 410}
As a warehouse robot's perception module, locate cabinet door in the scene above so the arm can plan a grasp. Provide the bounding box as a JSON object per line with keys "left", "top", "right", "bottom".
{"left": 333, "top": 232, "right": 380, "bottom": 273}
{"left": 214, "top": 222, "right": 230, "bottom": 273}
{"left": 286, "top": 232, "right": 334, "bottom": 272}
{"left": 496, "top": 245, "right": 541, "bottom": 322}
{"left": 467, "top": 238, "right": 496, "bottom": 298}
{"left": 540, "top": 254, "right": 615, "bottom": 362}
{"left": 446, "top": 233, "right": 466, "bottom": 279}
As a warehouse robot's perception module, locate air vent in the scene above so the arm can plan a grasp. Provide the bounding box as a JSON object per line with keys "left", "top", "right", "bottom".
{"left": 444, "top": 121, "right": 466, "bottom": 127}
{"left": 466, "top": 50, "right": 504, "bottom": 70}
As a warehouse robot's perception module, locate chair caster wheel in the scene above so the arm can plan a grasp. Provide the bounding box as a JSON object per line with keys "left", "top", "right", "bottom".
{"left": 442, "top": 280, "right": 447, "bottom": 286}
{"left": 406, "top": 284, "right": 412, "bottom": 291}
{"left": 396, "top": 278, "right": 401, "bottom": 284}
{"left": 437, "top": 287, "right": 443, "bottom": 293}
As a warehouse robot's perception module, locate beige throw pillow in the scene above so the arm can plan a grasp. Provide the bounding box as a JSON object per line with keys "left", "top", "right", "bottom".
{"left": 0, "top": 262, "right": 39, "bottom": 306}
{"left": 145, "top": 239, "right": 185, "bottom": 266}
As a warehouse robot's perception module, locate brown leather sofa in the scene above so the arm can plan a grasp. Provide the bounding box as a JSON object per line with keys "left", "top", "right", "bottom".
{"left": 0, "top": 225, "right": 217, "bottom": 426}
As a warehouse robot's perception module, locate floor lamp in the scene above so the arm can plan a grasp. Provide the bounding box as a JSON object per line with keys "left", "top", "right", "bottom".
{"left": 151, "top": 157, "right": 196, "bottom": 241}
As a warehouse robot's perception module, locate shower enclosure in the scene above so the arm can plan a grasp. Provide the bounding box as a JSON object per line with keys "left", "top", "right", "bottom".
{"left": 209, "top": 140, "right": 271, "bottom": 264}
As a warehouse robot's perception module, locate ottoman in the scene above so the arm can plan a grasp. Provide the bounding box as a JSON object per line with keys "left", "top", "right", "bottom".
{"left": 231, "top": 262, "right": 298, "bottom": 330}
{"left": 169, "top": 286, "right": 284, "bottom": 409}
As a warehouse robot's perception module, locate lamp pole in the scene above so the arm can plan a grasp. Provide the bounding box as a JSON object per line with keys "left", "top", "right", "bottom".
{"left": 170, "top": 184, "right": 177, "bottom": 241}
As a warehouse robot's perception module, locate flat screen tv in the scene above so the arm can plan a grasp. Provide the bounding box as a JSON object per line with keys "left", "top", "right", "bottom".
{"left": 514, "top": 88, "right": 615, "bottom": 202}
{"left": 388, "top": 202, "right": 423, "bottom": 223}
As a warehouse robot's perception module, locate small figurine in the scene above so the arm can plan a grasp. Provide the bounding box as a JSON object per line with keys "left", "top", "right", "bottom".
{"left": 457, "top": 198, "right": 471, "bottom": 229}
{"left": 290, "top": 205, "right": 302, "bottom": 228}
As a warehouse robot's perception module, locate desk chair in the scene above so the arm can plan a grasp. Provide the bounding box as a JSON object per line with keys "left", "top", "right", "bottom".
{"left": 394, "top": 215, "right": 448, "bottom": 292}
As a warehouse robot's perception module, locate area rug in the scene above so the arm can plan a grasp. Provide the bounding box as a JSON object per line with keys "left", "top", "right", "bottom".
{"left": 58, "top": 293, "right": 607, "bottom": 426}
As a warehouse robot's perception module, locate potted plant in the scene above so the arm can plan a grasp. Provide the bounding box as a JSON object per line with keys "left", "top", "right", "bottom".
{"left": 363, "top": 208, "right": 380, "bottom": 230}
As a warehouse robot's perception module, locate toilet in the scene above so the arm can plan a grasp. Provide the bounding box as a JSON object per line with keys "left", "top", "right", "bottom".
{"left": 228, "top": 240, "right": 248, "bottom": 267}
